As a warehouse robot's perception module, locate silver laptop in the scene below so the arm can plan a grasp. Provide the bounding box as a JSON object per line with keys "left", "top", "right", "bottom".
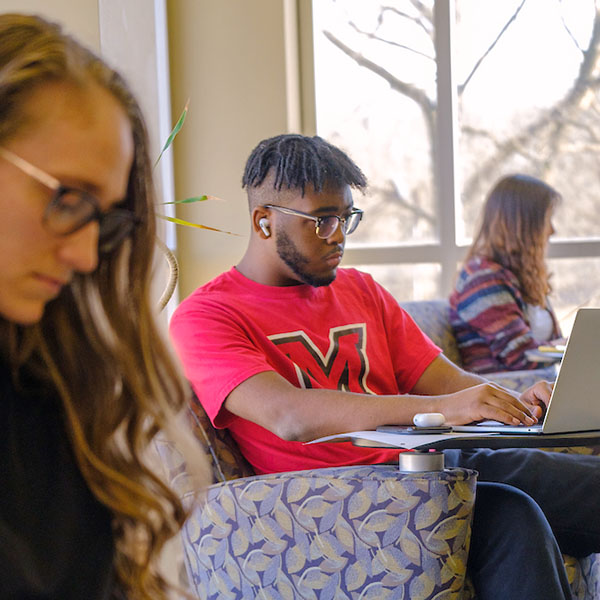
{"left": 452, "top": 308, "right": 600, "bottom": 435}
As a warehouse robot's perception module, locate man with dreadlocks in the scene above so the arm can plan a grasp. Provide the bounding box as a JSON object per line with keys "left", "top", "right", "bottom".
{"left": 170, "top": 133, "right": 600, "bottom": 600}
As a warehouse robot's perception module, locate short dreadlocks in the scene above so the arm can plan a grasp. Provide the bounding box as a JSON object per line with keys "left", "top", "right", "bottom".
{"left": 242, "top": 134, "right": 367, "bottom": 195}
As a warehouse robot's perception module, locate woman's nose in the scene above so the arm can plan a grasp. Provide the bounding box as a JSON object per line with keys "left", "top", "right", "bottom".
{"left": 56, "top": 221, "right": 99, "bottom": 273}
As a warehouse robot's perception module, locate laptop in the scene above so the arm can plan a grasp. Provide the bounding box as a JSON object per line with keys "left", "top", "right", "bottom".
{"left": 452, "top": 308, "right": 600, "bottom": 435}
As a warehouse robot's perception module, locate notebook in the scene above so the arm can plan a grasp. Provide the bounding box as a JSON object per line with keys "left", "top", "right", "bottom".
{"left": 452, "top": 308, "right": 600, "bottom": 435}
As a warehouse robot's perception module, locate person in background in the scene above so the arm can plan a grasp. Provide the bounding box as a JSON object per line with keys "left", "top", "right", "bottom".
{"left": 449, "top": 174, "right": 564, "bottom": 374}
{"left": 0, "top": 14, "right": 204, "bottom": 599}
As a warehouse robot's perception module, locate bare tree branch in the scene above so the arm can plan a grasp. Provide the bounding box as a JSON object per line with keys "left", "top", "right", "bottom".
{"left": 378, "top": 2, "right": 433, "bottom": 36}
{"left": 347, "top": 20, "right": 435, "bottom": 60}
{"left": 558, "top": 141, "right": 600, "bottom": 153}
{"left": 563, "top": 117, "right": 600, "bottom": 142}
{"left": 462, "top": 1, "right": 600, "bottom": 199}
{"left": 322, "top": 29, "right": 436, "bottom": 137}
{"left": 406, "top": 0, "right": 433, "bottom": 24}
{"left": 367, "top": 181, "right": 435, "bottom": 225}
{"left": 539, "top": 119, "right": 569, "bottom": 177}
{"left": 321, "top": 0, "right": 600, "bottom": 233}
{"left": 559, "top": 0, "right": 585, "bottom": 53}
{"left": 459, "top": 0, "right": 528, "bottom": 94}
{"left": 389, "top": 180, "right": 435, "bottom": 223}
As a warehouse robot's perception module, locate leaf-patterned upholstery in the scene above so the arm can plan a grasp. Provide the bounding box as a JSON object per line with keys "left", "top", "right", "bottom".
{"left": 183, "top": 466, "right": 476, "bottom": 599}
{"left": 156, "top": 400, "right": 478, "bottom": 599}
{"left": 400, "top": 299, "right": 600, "bottom": 599}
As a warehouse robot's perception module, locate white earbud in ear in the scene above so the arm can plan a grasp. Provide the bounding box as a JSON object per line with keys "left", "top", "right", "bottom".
{"left": 259, "top": 218, "right": 270, "bottom": 237}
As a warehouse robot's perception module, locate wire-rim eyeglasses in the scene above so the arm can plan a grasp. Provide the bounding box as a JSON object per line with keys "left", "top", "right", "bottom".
{"left": 0, "top": 146, "right": 140, "bottom": 253}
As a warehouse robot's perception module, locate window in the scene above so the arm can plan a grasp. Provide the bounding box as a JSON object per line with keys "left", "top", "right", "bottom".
{"left": 311, "top": 0, "right": 600, "bottom": 331}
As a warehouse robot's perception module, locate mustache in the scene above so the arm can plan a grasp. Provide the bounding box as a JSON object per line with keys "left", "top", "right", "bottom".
{"left": 324, "top": 246, "right": 344, "bottom": 258}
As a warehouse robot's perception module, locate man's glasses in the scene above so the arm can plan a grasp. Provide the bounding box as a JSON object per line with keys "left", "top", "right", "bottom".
{"left": 263, "top": 204, "right": 363, "bottom": 239}
{"left": 0, "top": 147, "right": 140, "bottom": 253}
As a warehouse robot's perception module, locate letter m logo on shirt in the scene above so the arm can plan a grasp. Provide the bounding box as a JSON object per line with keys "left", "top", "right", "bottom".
{"left": 268, "top": 324, "right": 374, "bottom": 393}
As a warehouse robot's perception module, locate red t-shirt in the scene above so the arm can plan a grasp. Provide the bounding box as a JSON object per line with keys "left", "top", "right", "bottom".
{"left": 170, "top": 267, "right": 441, "bottom": 474}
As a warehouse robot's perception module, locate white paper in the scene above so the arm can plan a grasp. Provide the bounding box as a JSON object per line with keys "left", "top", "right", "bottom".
{"left": 306, "top": 429, "right": 498, "bottom": 450}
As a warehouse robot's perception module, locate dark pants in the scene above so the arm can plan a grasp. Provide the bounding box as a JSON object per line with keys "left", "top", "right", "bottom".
{"left": 444, "top": 448, "right": 600, "bottom": 600}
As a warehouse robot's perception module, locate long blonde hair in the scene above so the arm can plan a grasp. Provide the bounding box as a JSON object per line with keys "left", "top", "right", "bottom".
{"left": 466, "top": 174, "right": 560, "bottom": 306}
{"left": 0, "top": 14, "right": 197, "bottom": 598}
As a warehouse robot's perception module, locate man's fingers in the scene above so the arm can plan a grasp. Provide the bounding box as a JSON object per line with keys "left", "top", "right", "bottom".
{"left": 483, "top": 402, "right": 536, "bottom": 425}
{"left": 489, "top": 386, "right": 536, "bottom": 420}
{"left": 480, "top": 385, "right": 537, "bottom": 424}
{"left": 530, "top": 404, "right": 544, "bottom": 419}
{"left": 521, "top": 380, "right": 554, "bottom": 408}
{"left": 446, "top": 383, "right": 542, "bottom": 425}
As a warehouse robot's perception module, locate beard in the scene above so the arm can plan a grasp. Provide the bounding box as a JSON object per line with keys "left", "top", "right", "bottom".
{"left": 275, "top": 229, "right": 337, "bottom": 287}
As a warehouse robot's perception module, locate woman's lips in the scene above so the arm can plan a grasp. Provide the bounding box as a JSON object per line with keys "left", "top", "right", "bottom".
{"left": 34, "top": 273, "right": 68, "bottom": 296}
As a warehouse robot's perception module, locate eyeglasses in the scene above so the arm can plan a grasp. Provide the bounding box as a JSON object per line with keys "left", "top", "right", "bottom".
{"left": 0, "top": 146, "right": 140, "bottom": 253}
{"left": 263, "top": 204, "right": 363, "bottom": 239}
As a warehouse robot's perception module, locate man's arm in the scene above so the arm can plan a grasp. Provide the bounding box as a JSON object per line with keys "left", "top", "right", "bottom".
{"left": 225, "top": 354, "right": 548, "bottom": 442}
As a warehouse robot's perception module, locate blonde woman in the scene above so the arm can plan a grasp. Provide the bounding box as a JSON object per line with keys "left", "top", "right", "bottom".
{"left": 450, "top": 174, "right": 563, "bottom": 373}
{"left": 0, "top": 14, "right": 202, "bottom": 598}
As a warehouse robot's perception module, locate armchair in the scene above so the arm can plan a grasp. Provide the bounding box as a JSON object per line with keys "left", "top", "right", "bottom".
{"left": 156, "top": 400, "right": 477, "bottom": 599}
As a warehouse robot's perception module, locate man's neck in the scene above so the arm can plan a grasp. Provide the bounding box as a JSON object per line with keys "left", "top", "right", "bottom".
{"left": 236, "top": 252, "right": 303, "bottom": 287}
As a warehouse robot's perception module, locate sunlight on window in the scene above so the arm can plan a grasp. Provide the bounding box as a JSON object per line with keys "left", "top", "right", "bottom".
{"left": 353, "top": 263, "right": 441, "bottom": 301}
{"left": 312, "top": 0, "right": 437, "bottom": 247}
{"left": 456, "top": 0, "right": 600, "bottom": 243}
{"left": 312, "top": 0, "right": 600, "bottom": 309}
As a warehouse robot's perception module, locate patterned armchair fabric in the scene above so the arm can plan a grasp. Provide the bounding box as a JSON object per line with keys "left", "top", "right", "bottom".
{"left": 399, "top": 299, "right": 558, "bottom": 392}
{"left": 182, "top": 465, "right": 476, "bottom": 599}
{"left": 156, "top": 399, "right": 478, "bottom": 599}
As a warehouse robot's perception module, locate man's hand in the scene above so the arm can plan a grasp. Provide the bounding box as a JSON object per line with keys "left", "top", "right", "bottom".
{"left": 520, "top": 380, "right": 554, "bottom": 421}
{"left": 438, "top": 382, "right": 539, "bottom": 426}
{"left": 413, "top": 356, "right": 545, "bottom": 426}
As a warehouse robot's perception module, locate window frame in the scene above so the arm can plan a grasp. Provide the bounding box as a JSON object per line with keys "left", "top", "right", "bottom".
{"left": 301, "top": 0, "right": 600, "bottom": 297}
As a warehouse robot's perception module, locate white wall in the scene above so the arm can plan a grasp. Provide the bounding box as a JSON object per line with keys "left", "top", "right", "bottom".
{"left": 0, "top": 0, "right": 100, "bottom": 49}
{"left": 167, "top": 0, "right": 300, "bottom": 299}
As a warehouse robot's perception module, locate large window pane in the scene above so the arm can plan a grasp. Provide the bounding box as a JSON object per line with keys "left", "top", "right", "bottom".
{"left": 456, "top": 0, "right": 600, "bottom": 243}
{"left": 310, "top": 1, "right": 600, "bottom": 308}
{"left": 353, "top": 263, "right": 441, "bottom": 301}
{"left": 312, "top": 0, "right": 437, "bottom": 246}
{"left": 548, "top": 257, "right": 600, "bottom": 334}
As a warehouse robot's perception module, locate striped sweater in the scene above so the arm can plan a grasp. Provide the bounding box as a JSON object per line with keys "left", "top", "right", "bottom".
{"left": 448, "top": 257, "right": 561, "bottom": 374}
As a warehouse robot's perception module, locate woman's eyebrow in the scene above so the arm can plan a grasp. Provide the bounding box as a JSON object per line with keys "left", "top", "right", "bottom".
{"left": 56, "top": 176, "right": 128, "bottom": 210}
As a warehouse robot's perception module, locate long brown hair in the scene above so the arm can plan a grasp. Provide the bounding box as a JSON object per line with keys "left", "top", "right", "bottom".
{"left": 466, "top": 174, "right": 560, "bottom": 306}
{"left": 0, "top": 14, "right": 203, "bottom": 598}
